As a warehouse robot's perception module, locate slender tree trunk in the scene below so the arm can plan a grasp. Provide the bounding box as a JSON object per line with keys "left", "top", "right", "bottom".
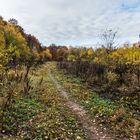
{"left": 23, "top": 65, "right": 31, "bottom": 96}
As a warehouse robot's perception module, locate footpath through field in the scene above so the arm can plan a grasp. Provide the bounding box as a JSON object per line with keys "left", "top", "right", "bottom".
{"left": 47, "top": 63, "right": 113, "bottom": 140}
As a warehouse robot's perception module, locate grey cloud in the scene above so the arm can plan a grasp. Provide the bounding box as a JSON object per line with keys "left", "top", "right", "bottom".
{"left": 0, "top": 0, "right": 140, "bottom": 45}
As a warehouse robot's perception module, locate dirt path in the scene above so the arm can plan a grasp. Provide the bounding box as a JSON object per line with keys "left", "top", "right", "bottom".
{"left": 48, "top": 68, "right": 112, "bottom": 140}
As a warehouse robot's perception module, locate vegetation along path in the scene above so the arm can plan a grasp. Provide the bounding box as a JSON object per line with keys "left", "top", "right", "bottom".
{"left": 47, "top": 62, "right": 139, "bottom": 140}
{"left": 47, "top": 63, "right": 112, "bottom": 140}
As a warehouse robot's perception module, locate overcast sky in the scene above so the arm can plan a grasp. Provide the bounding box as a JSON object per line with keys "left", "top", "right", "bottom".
{"left": 0, "top": 0, "right": 140, "bottom": 46}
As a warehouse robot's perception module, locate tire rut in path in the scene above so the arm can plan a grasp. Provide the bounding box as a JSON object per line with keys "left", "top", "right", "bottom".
{"left": 48, "top": 70, "right": 112, "bottom": 140}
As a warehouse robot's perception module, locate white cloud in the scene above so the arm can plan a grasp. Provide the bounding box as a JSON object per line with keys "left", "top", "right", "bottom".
{"left": 0, "top": 0, "right": 140, "bottom": 46}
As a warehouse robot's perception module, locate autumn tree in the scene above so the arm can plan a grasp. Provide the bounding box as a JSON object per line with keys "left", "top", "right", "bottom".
{"left": 87, "top": 47, "right": 94, "bottom": 61}
{"left": 56, "top": 47, "right": 68, "bottom": 61}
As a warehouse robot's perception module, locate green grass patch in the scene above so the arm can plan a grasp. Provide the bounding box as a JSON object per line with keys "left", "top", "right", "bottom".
{"left": 1, "top": 64, "right": 88, "bottom": 139}
{"left": 1, "top": 97, "right": 44, "bottom": 135}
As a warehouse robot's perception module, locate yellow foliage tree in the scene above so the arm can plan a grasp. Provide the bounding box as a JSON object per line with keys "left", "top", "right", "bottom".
{"left": 87, "top": 48, "right": 94, "bottom": 60}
